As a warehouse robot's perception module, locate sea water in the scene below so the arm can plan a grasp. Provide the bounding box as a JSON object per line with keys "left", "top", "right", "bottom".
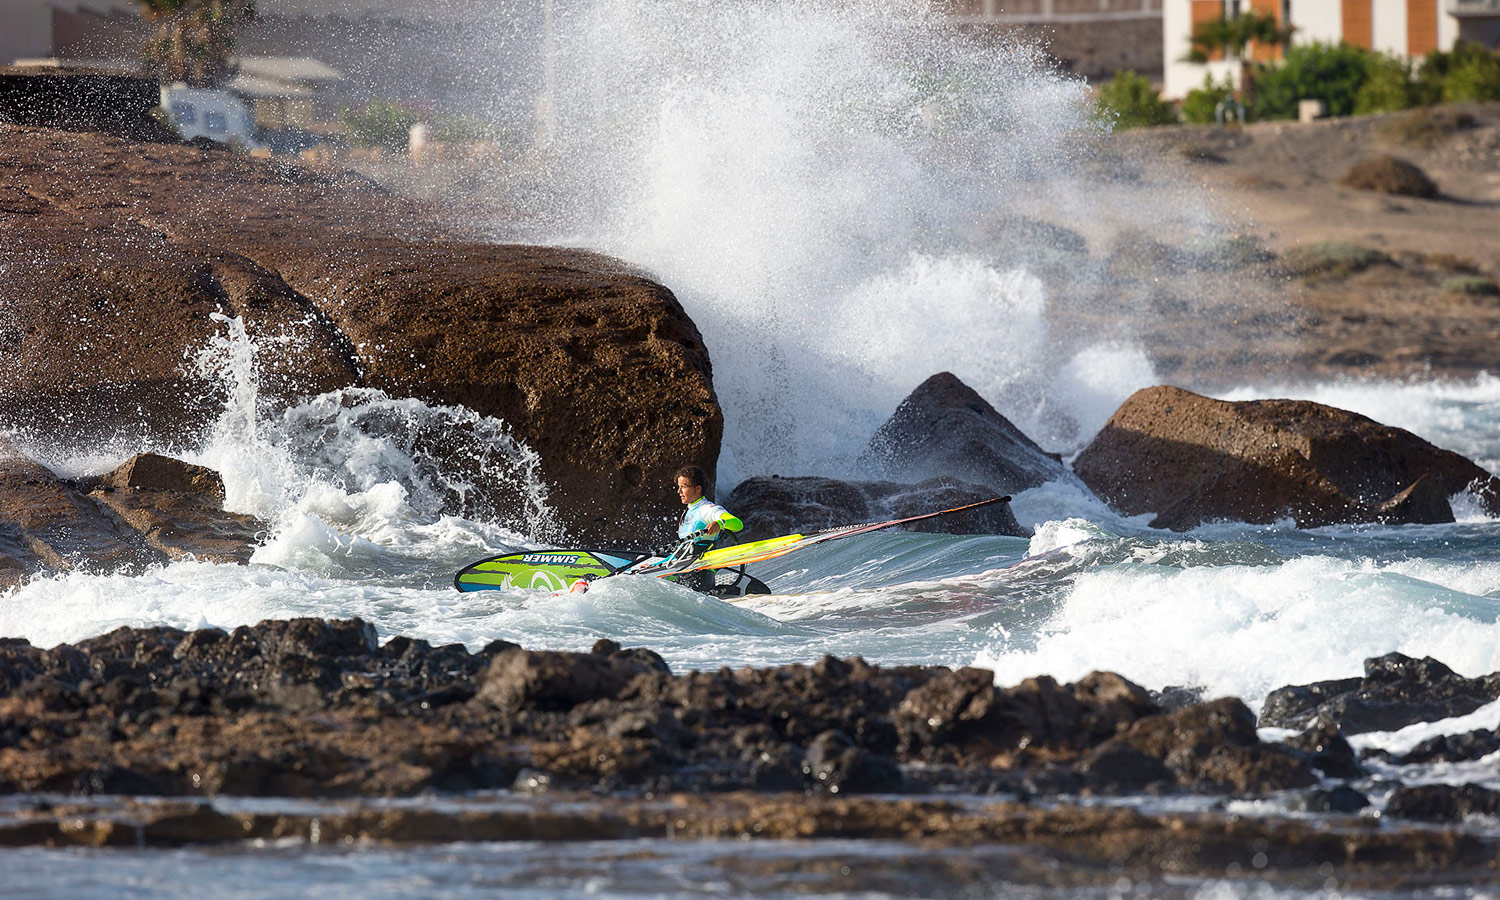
{"left": 4, "top": 0, "right": 1500, "bottom": 895}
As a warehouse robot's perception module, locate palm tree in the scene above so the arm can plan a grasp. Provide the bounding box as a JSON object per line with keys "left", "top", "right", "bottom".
{"left": 1183, "top": 10, "right": 1292, "bottom": 65}
{"left": 135, "top": 0, "right": 258, "bottom": 88}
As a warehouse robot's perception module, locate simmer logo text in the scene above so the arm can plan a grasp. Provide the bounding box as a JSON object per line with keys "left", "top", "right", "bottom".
{"left": 522, "top": 554, "right": 578, "bottom": 565}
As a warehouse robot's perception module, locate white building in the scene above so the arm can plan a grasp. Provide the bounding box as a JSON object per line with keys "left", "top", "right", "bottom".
{"left": 160, "top": 85, "right": 263, "bottom": 146}
{"left": 1164, "top": 0, "right": 1500, "bottom": 100}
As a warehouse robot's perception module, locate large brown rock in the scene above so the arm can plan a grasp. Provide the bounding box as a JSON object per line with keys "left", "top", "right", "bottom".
{"left": 857, "top": 372, "right": 1066, "bottom": 494}
{"left": 1073, "top": 385, "right": 1500, "bottom": 529}
{"left": 0, "top": 449, "right": 264, "bottom": 581}
{"left": 0, "top": 124, "right": 719, "bottom": 544}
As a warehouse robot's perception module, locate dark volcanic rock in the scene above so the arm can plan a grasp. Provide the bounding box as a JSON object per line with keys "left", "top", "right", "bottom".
{"left": 1073, "top": 385, "right": 1500, "bottom": 530}
{"left": 1260, "top": 653, "right": 1500, "bottom": 735}
{"left": 857, "top": 372, "right": 1067, "bottom": 494}
{"left": 803, "top": 729, "right": 904, "bottom": 794}
{"left": 726, "top": 475, "right": 1028, "bottom": 543}
{"left": 1300, "top": 785, "right": 1371, "bottom": 813}
{"left": 895, "top": 668, "right": 1159, "bottom": 764}
{"left": 1114, "top": 697, "right": 1318, "bottom": 793}
{"left": 0, "top": 125, "right": 719, "bottom": 545}
{"left": 1386, "top": 783, "right": 1500, "bottom": 823}
{"left": 476, "top": 649, "right": 659, "bottom": 713}
{"left": 1394, "top": 729, "right": 1500, "bottom": 765}
{"left": 1281, "top": 721, "right": 1364, "bottom": 779}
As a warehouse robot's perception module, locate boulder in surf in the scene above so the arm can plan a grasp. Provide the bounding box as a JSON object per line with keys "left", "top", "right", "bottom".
{"left": 857, "top": 372, "right": 1066, "bottom": 495}
{"left": 0, "top": 124, "right": 719, "bottom": 546}
{"left": 1072, "top": 385, "right": 1500, "bottom": 530}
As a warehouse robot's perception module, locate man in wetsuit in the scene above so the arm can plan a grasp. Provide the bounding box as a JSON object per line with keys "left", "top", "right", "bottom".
{"left": 675, "top": 465, "right": 743, "bottom": 555}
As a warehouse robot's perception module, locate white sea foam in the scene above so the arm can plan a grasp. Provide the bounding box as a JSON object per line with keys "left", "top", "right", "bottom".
{"left": 974, "top": 554, "right": 1500, "bottom": 708}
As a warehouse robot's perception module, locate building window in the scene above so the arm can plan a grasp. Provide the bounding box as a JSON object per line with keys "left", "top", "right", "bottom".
{"left": 174, "top": 103, "right": 197, "bottom": 125}
{"left": 204, "top": 111, "right": 227, "bottom": 133}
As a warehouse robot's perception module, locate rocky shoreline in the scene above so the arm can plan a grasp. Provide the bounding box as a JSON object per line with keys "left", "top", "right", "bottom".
{"left": 2, "top": 616, "right": 1498, "bottom": 886}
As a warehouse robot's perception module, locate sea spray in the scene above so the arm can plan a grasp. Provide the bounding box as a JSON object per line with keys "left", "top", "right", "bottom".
{"left": 464, "top": 0, "right": 1275, "bottom": 482}
{"left": 186, "top": 313, "right": 561, "bottom": 546}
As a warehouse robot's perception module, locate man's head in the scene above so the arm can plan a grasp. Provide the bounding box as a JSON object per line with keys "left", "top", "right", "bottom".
{"left": 675, "top": 465, "right": 707, "bottom": 505}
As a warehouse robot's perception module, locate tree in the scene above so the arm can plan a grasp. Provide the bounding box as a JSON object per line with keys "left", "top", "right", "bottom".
{"left": 1094, "top": 71, "right": 1178, "bottom": 130}
{"left": 135, "top": 0, "right": 258, "bottom": 88}
{"left": 1183, "top": 11, "right": 1292, "bottom": 65}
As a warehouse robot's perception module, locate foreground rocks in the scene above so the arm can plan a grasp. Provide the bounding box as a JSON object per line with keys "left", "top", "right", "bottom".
{"left": 1, "top": 618, "right": 1497, "bottom": 885}
{"left": 1074, "top": 385, "right": 1500, "bottom": 529}
{"left": 0, "top": 616, "right": 1321, "bottom": 799}
{"left": 0, "top": 121, "right": 717, "bottom": 545}
{"left": 0, "top": 449, "right": 262, "bottom": 589}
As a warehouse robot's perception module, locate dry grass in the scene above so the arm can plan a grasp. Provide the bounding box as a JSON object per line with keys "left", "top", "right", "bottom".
{"left": 1338, "top": 156, "right": 1439, "bottom": 198}
{"left": 1422, "top": 252, "right": 1484, "bottom": 274}
{"left": 1280, "top": 242, "right": 1396, "bottom": 279}
{"left": 1441, "top": 275, "right": 1500, "bottom": 298}
{"left": 1377, "top": 108, "right": 1478, "bottom": 149}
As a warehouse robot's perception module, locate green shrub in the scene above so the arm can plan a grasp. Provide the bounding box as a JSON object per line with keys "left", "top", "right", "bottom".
{"left": 1181, "top": 73, "right": 1237, "bottom": 124}
{"left": 1250, "top": 41, "right": 1373, "bottom": 120}
{"left": 1094, "top": 70, "right": 1178, "bottom": 130}
{"left": 338, "top": 101, "right": 419, "bottom": 152}
{"left": 1280, "top": 242, "right": 1394, "bottom": 278}
{"left": 1441, "top": 275, "right": 1500, "bottom": 297}
{"left": 1442, "top": 52, "right": 1500, "bottom": 103}
{"left": 1355, "top": 53, "right": 1420, "bottom": 114}
{"left": 1417, "top": 41, "right": 1500, "bottom": 103}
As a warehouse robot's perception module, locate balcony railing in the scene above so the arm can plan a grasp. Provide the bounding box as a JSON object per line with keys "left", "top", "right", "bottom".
{"left": 1450, "top": 0, "right": 1500, "bottom": 15}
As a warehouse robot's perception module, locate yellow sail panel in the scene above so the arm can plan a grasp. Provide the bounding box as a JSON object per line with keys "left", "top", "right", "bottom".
{"left": 689, "top": 533, "right": 807, "bottom": 570}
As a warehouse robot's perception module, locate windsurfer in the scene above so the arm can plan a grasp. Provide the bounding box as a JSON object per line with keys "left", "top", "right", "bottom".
{"left": 675, "top": 465, "right": 743, "bottom": 553}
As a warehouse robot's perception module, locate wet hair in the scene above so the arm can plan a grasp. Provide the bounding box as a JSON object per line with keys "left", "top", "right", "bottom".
{"left": 675, "top": 465, "right": 708, "bottom": 490}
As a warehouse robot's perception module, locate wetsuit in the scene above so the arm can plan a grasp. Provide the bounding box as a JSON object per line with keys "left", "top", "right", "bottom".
{"left": 678, "top": 497, "right": 743, "bottom": 553}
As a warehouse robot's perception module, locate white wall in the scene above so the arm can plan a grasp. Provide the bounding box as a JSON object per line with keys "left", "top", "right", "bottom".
{"left": 1163, "top": 0, "right": 1197, "bottom": 98}
{"left": 1372, "top": 0, "right": 1408, "bottom": 54}
{"left": 1287, "top": 0, "right": 1341, "bottom": 45}
{"left": 1438, "top": 8, "right": 1461, "bottom": 50}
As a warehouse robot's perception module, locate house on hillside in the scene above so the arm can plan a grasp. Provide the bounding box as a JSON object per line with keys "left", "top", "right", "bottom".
{"left": 1164, "top": 0, "right": 1500, "bottom": 99}
{"left": 944, "top": 0, "right": 1165, "bottom": 81}
{"left": 0, "top": 0, "right": 137, "bottom": 68}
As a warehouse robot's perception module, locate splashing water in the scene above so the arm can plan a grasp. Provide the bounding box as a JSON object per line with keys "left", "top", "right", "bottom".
{"left": 185, "top": 313, "right": 561, "bottom": 546}
{"left": 467, "top": 0, "right": 1266, "bottom": 483}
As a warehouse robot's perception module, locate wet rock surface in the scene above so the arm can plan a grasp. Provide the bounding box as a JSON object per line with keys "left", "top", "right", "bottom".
{"left": 0, "top": 617, "right": 1325, "bottom": 800}
{"left": 1259, "top": 652, "right": 1500, "bottom": 734}
{"left": 2, "top": 792, "right": 1499, "bottom": 890}
{"left": 0, "top": 617, "right": 1497, "bottom": 886}
{"left": 0, "top": 124, "right": 718, "bottom": 545}
{"left": 0, "top": 450, "right": 262, "bottom": 586}
{"left": 857, "top": 372, "right": 1068, "bottom": 494}
{"left": 725, "top": 475, "right": 1028, "bottom": 543}
{"left": 1073, "top": 385, "right": 1500, "bottom": 530}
